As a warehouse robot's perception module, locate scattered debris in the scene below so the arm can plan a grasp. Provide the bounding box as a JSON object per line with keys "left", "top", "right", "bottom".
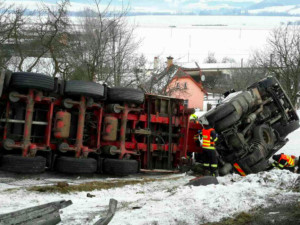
{"left": 0, "top": 200, "right": 72, "bottom": 225}
{"left": 186, "top": 176, "right": 219, "bottom": 186}
{"left": 94, "top": 199, "right": 118, "bottom": 225}
{"left": 87, "top": 193, "right": 96, "bottom": 198}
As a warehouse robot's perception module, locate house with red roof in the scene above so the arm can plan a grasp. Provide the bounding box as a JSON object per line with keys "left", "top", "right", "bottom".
{"left": 166, "top": 57, "right": 228, "bottom": 110}
{"left": 166, "top": 57, "right": 208, "bottom": 110}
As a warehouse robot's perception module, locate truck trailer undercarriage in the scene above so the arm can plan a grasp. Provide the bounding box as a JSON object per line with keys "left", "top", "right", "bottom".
{"left": 0, "top": 70, "right": 298, "bottom": 176}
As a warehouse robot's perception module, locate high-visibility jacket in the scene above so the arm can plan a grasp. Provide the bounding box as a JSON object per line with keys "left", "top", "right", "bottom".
{"left": 273, "top": 154, "right": 295, "bottom": 169}
{"left": 201, "top": 128, "right": 218, "bottom": 150}
{"left": 190, "top": 114, "right": 197, "bottom": 121}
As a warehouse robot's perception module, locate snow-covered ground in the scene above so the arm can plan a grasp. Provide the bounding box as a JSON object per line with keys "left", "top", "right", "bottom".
{"left": 128, "top": 15, "right": 300, "bottom": 63}
{"left": 0, "top": 169, "right": 299, "bottom": 224}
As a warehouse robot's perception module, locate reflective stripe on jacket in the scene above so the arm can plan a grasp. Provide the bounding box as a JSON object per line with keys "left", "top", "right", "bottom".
{"left": 278, "top": 154, "right": 295, "bottom": 168}
{"left": 202, "top": 128, "right": 216, "bottom": 150}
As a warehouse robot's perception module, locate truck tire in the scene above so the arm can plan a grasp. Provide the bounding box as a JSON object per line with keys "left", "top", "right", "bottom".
{"left": 65, "top": 80, "right": 105, "bottom": 99}
{"left": 273, "top": 120, "right": 300, "bottom": 138}
{"left": 96, "top": 157, "right": 105, "bottom": 174}
{"left": 248, "top": 77, "right": 277, "bottom": 90}
{"left": 253, "top": 125, "right": 276, "bottom": 150}
{"left": 0, "top": 155, "right": 46, "bottom": 174}
{"left": 103, "top": 158, "right": 139, "bottom": 176}
{"left": 107, "top": 87, "right": 144, "bottom": 104}
{"left": 206, "top": 104, "right": 235, "bottom": 124}
{"left": 10, "top": 72, "right": 55, "bottom": 92}
{"left": 186, "top": 176, "right": 218, "bottom": 186}
{"left": 215, "top": 111, "right": 241, "bottom": 132}
{"left": 55, "top": 157, "right": 97, "bottom": 174}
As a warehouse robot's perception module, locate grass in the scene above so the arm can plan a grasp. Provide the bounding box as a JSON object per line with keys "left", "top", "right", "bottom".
{"left": 27, "top": 176, "right": 182, "bottom": 194}
{"left": 203, "top": 212, "right": 253, "bottom": 225}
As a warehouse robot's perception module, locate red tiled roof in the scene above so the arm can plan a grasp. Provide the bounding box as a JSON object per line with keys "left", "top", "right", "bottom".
{"left": 171, "top": 67, "right": 208, "bottom": 95}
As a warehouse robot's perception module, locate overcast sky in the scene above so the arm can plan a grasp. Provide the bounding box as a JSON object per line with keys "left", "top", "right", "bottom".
{"left": 9, "top": 0, "right": 265, "bottom": 12}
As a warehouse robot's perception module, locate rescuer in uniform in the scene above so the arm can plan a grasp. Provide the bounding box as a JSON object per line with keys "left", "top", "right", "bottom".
{"left": 272, "top": 153, "right": 299, "bottom": 173}
{"left": 189, "top": 114, "right": 198, "bottom": 123}
{"left": 199, "top": 117, "right": 219, "bottom": 177}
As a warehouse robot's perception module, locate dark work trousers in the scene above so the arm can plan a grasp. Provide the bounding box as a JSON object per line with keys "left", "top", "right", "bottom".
{"left": 203, "top": 148, "right": 218, "bottom": 174}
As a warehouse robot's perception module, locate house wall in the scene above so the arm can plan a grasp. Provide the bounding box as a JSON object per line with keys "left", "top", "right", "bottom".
{"left": 168, "top": 78, "right": 205, "bottom": 110}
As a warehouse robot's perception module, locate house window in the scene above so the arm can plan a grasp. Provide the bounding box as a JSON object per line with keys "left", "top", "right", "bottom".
{"left": 183, "top": 82, "right": 187, "bottom": 89}
{"left": 184, "top": 100, "right": 188, "bottom": 106}
{"left": 176, "top": 82, "right": 180, "bottom": 88}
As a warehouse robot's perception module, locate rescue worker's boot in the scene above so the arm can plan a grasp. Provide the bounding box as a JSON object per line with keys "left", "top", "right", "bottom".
{"left": 212, "top": 170, "right": 219, "bottom": 177}
{"left": 210, "top": 166, "right": 219, "bottom": 177}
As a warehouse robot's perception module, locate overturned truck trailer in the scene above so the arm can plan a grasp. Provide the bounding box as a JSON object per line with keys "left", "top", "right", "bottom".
{"left": 198, "top": 77, "right": 299, "bottom": 175}
{"left": 0, "top": 70, "right": 194, "bottom": 175}
{"left": 0, "top": 70, "right": 298, "bottom": 176}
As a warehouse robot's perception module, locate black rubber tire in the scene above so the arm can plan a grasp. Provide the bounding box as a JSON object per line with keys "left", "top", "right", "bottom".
{"left": 103, "top": 158, "right": 139, "bottom": 176}
{"left": 107, "top": 87, "right": 144, "bottom": 104}
{"left": 0, "top": 155, "right": 46, "bottom": 174}
{"left": 65, "top": 80, "right": 105, "bottom": 99}
{"left": 215, "top": 111, "right": 241, "bottom": 132}
{"left": 97, "top": 157, "right": 105, "bottom": 174}
{"left": 273, "top": 120, "right": 300, "bottom": 138}
{"left": 206, "top": 104, "right": 235, "bottom": 124}
{"left": 250, "top": 159, "right": 269, "bottom": 173}
{"left": 55, "top": 157, "right": 97, "bottom": 174}
{"left": 10, "top": 72, "right": 55, "bottom": 92}
{"left": 248, "top": 77, "right": 277, "bottom": 90}
{"left": 4, "top": 70, "right": 12, "bottom": 89}
{"left": 187, "top": 176, "right": 218, "bottom": 186}
{"left": 253, "top": 125, "right": 276, "bottom": 150}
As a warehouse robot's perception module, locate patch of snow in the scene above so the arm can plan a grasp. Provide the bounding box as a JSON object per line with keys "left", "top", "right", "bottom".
{"left": 0, "top": 170, "right": 299, "bottom": 224}
{"left": 280, "top": 110, "right": 300, "bottom": 156}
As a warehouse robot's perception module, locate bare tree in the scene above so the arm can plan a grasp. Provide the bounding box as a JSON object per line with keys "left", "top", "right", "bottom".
{"left": 254, "top": 25, "right": 300, "bottom": 105}
{"left": 131, "top": 56, "right": 190, "bottom": 96}
{"left": 0, "top": 0, "right": 14, "bottom": 69}
{"left": 221, "top": 56, "right": 236, "bottom": 63}
{"left": 67, "top": 0, "right": 138, "bottom": 85}
{"left": 35, "top": 0, "right": 71, "bottom": 77}
{"left": 4, "top": 0, "right": 70, "bottom": 76}
{"left": 204, "top": 52, "right": 217, "bottom": 63}
{"left": 230, "top": 61, "right": 267, "bottom": 91}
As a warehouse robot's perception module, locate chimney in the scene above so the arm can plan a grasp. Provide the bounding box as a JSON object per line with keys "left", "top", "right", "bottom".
{"left": 167, "top": 56, "right": 174, "bottom": 68}
{"left": 154, "top": 56, "right": 159, "bottom": 70}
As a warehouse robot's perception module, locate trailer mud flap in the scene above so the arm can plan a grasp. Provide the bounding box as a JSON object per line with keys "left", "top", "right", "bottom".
{"left": 233, "top": 163, "right": 247, "bottom": 176}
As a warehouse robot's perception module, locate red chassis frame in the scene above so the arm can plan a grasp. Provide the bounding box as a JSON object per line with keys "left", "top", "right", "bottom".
{"left": 0, "top": 88, "right": 203, "bottom": 170}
